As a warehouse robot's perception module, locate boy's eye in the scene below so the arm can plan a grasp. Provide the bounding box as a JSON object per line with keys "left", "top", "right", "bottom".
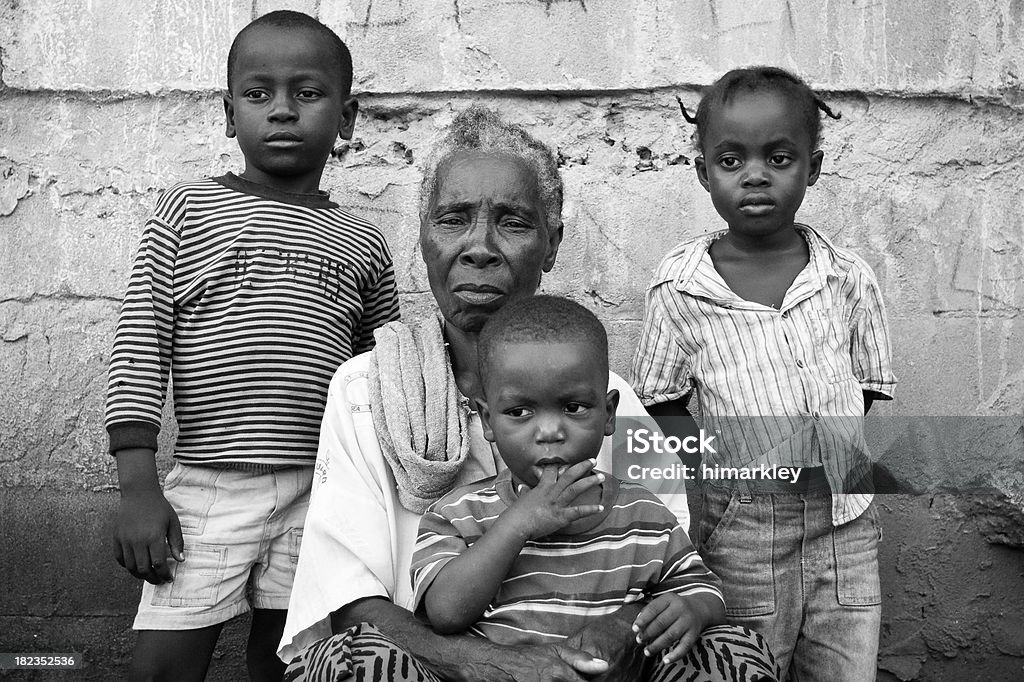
{"left": 719, "top": 156, "right": 741, "bottom": 169}
{"left": 243, "top": 89, "right": 269, "bottom": 101}
{"left": 297, "top": 89, "right": 323, "bottom": 100}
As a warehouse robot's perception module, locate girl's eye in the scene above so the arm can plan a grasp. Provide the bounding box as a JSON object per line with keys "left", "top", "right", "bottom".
{"left": 719, "top": 156, "right": 741, "bottom": 169}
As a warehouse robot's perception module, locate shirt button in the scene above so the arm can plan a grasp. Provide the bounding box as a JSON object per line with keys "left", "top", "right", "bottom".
{"left": 781, "top": 310, "right": 789, "bottom": 319}
{"left": 796, "top": 359, "right": 805, "bottom": 368}
{"left": 812, "top": 411, "right": 822, "bottom": 420}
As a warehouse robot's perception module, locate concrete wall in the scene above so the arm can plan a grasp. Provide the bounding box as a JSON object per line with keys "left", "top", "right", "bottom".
{"left": 1, "top": 0, "right": 1022, "bottom": 679}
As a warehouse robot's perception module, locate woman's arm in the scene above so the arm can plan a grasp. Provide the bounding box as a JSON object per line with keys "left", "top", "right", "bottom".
{"left": 334, "top": 597, "right": 608, "bottom": 682}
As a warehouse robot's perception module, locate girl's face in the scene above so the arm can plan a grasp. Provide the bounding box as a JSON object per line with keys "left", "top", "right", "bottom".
{"left": 695, "top": 90, "right": 823, "bottom": 241}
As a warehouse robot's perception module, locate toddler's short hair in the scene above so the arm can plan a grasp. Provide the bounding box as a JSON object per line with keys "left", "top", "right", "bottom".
{"left": 421, "top": 106, "right": 563, "bottom": 231}
{"left": 681, "top": 66, "right": 840, "bottom": 151}
{"left": 226, "top": 10, "right": 353, "bottom": 95}
{"left": 478, "top": 295, "right": 608, "bottom": 389}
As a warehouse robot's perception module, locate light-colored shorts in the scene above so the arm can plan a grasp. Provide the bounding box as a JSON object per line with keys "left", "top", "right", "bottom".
{"left": 133, "top": 462, "right": 313, "bottom": 631}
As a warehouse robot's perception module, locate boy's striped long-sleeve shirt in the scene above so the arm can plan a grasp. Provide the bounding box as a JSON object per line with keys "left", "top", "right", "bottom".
{"left": 411, "top": 469, "right": 723, "bottom": 645}
{"left": 105, "top": 173, "right": 400, "bottom": 465}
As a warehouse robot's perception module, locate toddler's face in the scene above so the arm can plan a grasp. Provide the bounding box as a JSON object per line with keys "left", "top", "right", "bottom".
{"left": 695, "top": 90, "right": 823, "bottom": 240}
{"left": 224, "top": 26, "right": 356, "bottom": 194}
{"left": 478, "top": 340, "right": 617, "bottom": 488}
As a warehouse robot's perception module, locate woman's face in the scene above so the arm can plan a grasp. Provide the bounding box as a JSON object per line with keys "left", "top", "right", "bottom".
{"left": 420, "top": 152, "right": 562, "bottom": 333}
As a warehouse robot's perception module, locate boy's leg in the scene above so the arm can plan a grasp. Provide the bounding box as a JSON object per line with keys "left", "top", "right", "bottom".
{"left": 246, "top": 467, "right": 314, "bottom": 678}
{"left": 788, "top": 499, "right": 881, "bottom": 682}
{"left": 131, "top": 464, "right": 301, "bottom": 678}
{"left": 249, "top": 609, "right": 287, "bottom": 682}
{"left": 129, "top": 625, "right": 224, "bottom": 682}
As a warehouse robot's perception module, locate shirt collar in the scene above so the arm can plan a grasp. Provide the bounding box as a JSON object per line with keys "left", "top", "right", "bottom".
{"left": 674, "top": 224, "right": 841, "bottom": 310}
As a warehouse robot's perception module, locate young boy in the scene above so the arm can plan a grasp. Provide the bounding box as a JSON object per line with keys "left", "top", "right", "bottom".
{"left": 105, "top": 11, "right": 399, "bottom": 680}
{"left": 630, "top": 67, "right": 896, "bottom": 680}
{"left": 410, "top": 295, "right": 727, "bottom": 678}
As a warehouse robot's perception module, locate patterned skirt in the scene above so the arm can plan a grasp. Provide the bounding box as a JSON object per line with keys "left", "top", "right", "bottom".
{"left": 284, "top": 622, "right": 781, "bottom": 682}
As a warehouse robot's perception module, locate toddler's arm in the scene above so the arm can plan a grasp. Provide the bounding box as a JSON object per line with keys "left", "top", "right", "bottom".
{"left": 418, "top": 460, "right": 604, "bottom": 634}
{"left": 631, "top": 591, "right": 726, "bottom": 664}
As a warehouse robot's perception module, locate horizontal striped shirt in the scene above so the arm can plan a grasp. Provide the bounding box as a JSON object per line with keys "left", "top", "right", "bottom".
{"left": 629, "top": 224, "right": 896, "bottom": 525}
{"left": 411, "top": 469, "right": 722, "bottom": 645}
{"left": 105, "top": 173, "right": 399, "bottom": 465}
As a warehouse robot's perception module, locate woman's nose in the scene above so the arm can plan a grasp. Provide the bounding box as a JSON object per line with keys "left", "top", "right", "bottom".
{"left": 457, "top": 218, "right": 502, "bottom": 267}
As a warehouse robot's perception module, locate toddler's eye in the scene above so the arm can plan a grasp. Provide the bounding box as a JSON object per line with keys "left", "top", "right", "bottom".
{"left": 719, "top": 156, "right": 741, "bottom": 169}
{"left": 565, "top": 403, "right": 590, "bottom": 415}
{"left": 769, "top": 153, "right": 793, "bottom": 166}
{"left": 506, "top": 407, "right": 534, "bottom": 419}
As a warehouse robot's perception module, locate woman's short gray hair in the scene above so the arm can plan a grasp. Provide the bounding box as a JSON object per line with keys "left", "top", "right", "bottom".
{"left": 420, "top": 106, "right": 564, "bottom": 230}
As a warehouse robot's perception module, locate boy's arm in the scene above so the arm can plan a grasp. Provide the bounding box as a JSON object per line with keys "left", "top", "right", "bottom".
{"left": 112, "top": 448, "right": 184, "bottom": 585}
{"left": 416, "top": 461, "right": 604, "bottom": 634}
{"left": 106, "top": 200, "right": 183, "bottom": 583}
{"left": 354, "top": 252, "right": 401, "bottom": 355}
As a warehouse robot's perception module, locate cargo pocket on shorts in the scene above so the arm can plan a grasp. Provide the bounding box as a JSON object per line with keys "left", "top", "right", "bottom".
{"left": 151, "top": 542, "right": 227, "bottom": 608}
{"left": 834, "top": 507, "right": 881, "bottom": 606}
{"left": 698, "top": 488, "right": 776, "bottom": 618}
{"left": 288, "top": 528, "right": 304, "bottom": 566}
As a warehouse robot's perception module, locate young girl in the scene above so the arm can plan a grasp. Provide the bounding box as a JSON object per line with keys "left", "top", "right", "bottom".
{"left": 630, "top": 67, "right": 896, "bottom": 681}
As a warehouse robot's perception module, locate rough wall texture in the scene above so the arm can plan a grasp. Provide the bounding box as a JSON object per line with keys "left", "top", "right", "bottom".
{"left": 1, "top": 0, "right": 1022, "bottom": 679}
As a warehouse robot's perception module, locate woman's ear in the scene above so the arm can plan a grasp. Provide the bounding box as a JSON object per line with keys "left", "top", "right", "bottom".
{"left": 604, "top": 389, "right": 620, "bottom": 437}
{"left": 541, "top": 221, "right": 564, "bottom": 273}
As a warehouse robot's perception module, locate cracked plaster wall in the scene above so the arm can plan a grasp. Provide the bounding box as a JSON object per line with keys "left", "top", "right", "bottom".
{"left": 1, "top": 0, "right": 1022, "bottom": 679}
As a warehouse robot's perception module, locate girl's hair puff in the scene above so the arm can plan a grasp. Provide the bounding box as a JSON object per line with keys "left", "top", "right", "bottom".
{"left": 679, "top": 66, "right": 840, "bottom": 151}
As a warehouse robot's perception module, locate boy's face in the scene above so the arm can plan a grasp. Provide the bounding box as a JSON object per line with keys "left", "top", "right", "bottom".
{"left": 477, "top": 340, "right": 618, "bottom": 488}
{"left": 223, "top": 26, "right": 357, "bottom": 194}
{"left": 694, "top": 90, "right": 823, "bottom": 241}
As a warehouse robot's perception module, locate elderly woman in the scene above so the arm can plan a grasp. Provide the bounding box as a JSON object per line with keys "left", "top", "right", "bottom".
{"left": 280, "top": 107, "right": 778, "bottom": 681}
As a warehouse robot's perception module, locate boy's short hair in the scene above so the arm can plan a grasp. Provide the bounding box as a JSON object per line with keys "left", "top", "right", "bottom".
{"left": 478, "top": 295, "right": 609, "bottom": 389}
{"left": 421, "top": 106, "right": 563, "bottom": 231}
{"left": 226, "top": 10, "right": 353, "bottom": 95}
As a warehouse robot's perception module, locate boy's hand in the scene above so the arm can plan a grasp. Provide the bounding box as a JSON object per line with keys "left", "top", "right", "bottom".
{"left": 506, "top": 459, "right": 605, "bottom": 540}
{"left": 631, "top": 593, "right": 716, "bottom": 665}
{"left": 113, "top": 490, "right": 184, "bottom": 584}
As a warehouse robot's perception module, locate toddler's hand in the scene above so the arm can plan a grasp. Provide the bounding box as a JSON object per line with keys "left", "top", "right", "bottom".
{"left": 631, "top": 594, "right": 703, "bottom": 665}
{"left": 508, "top": 459, "right": 604, "bottom": 539}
